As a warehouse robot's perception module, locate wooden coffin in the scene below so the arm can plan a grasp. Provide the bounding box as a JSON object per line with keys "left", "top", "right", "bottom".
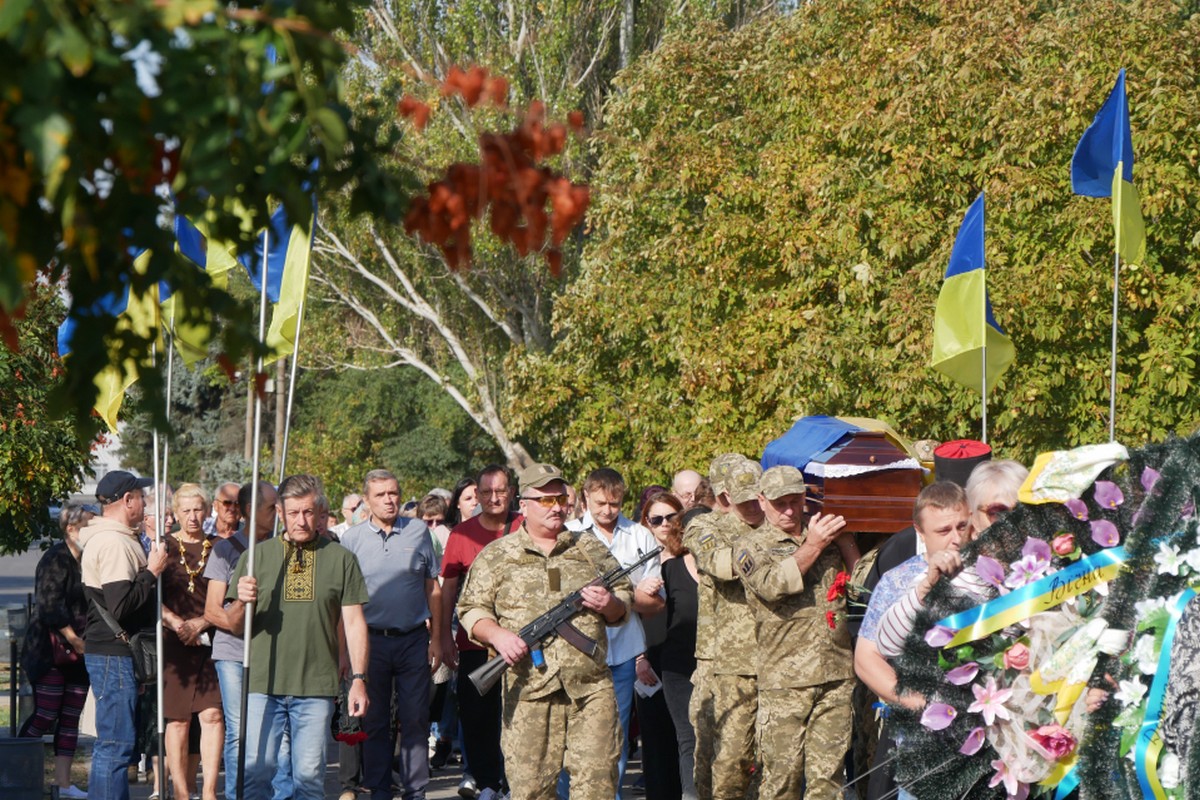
{"left": 803, "top": 431, "right": 922, "bottom": 534}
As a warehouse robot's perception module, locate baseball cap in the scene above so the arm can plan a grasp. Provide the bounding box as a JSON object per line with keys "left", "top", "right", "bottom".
{"left": 518, "top": 463, "right": 566, "bottom": 494}
{"left": 758, "top": 465, "right": 808, "bottom": 500}
{"left": 96, "top": 471, "right": 154, "bottom": 504}
{"left": 708, "top": 453, "right": 748, "bottom": 496}
{"left": 726, "top": 460, "right": 764, "bottom": 504}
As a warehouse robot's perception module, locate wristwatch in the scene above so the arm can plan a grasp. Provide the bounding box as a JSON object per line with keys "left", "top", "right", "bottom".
{"left": 351, "top": 672, "right": 368, "bottom": 684}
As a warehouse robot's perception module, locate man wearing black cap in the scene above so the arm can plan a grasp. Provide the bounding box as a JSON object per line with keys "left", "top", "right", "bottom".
{"left": 80, "top": 470, "right": 169, "bottom": 800}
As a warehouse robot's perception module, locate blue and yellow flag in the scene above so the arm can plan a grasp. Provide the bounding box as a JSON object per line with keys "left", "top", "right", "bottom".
{"left": 931, "top": 193, "right": 1015, "bottom": 393}
{"left": 57, "top": 251, "right": 162, "bottom": 431}
{"left": 167, "top": 214, "right": 239, "bottom": 365}
{"left": 1071, "top": 69, "right": 1146, "bottom": 264}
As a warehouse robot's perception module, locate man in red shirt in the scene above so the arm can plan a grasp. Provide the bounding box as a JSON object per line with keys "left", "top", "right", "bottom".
{"left": 437, "top": 465, "right": 522, "bottom": 797}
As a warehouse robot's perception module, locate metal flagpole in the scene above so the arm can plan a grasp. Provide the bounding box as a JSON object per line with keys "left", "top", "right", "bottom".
{"left": 149, "top": 338, "right": 166, "bottom": 800}
{"left": 981, "top": 268, "right": 988, "bottom": 445}
{"left": 156, "top": 325, "right": 176, "bottom": 800}
{"left": 237, "top": 226, "right": 271, "bottom": 800}
{"left": 276, "top": 284, "right": 306, "bottom": 481}
{"left": 1108, "top": 251, "right": 1120, "bottom": 441}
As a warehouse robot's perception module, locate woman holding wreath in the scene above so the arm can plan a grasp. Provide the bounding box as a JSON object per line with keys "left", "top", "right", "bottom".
{"left": 161, "top": 483, "right": 223, "bottom": 800}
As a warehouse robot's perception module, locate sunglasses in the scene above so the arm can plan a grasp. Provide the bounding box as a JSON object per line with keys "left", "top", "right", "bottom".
{"left": 521, "top": 494, "right": 570, "bottom": 508}
{"left": 216, "top": 499, "right": 239, "bottom": 507}
{"left": 980, "top": 503, "right": 1013, "bottom": 520}
{"left": 424, "top": 517, "right": 445, "bottom": 525}
{"left": 647, "top": 513, "right": 678, "bottom": 527}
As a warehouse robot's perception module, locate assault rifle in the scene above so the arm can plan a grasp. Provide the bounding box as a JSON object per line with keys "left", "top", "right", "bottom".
{"left": 468, "top": 545, "right": 662, "bottom": 694}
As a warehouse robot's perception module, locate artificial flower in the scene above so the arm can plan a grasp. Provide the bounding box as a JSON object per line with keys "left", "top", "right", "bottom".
{"left": 1134, "top": 597, "right": 1168, "bottom": 617}
{"left": 1094, "top": 480, "right": 1125, "bottom": 509}
{"left": 1005, "top": 554, "right": 1050, "bottom": 589}
{"left": 1002, "top": 643, "right": 1030, "bottom": 671}
{"left": 1141, "top": 466, "right": 1162, "bottom": 493}
{"left": 1022, "top": 537, "right": 1052, "bottom": 562}
{"left": 1051, "top": 533, "right": 1075, "bottom": 556}
{"left": 1184, "top": 499, "right": 1196, "bottom": 519}
{"left": 925, "top": 625, "right": 956, "bottom": 648}
{"left": 959, "top": 727, "right": 986, "bottom": 755}
{"left": 989, "top": 759, "right": 1021, "bottom": 798}
{"left": 921, "top": 702, "right": 957, "bottom": 731}
{"left": 976, "top": 556, "right": 1006, "bottom": 588}
{"left": 1064, "top": 498, "right": 1089, "bottom": 521}
{"left": 1154, "top": 541, "right": 1185, "bottom": 576}
{"left": 1090, "top": 519, "right": 1120, "bottom": 547}
{"left": 1185, "top": 548, "right": 1200, "bottom": 574}
{"left": 945, "top": 662, "right": 980, "bottom": 685}
{"left": 1027, "top": 724, "right": 1077, "bottom": 760}
{"left": 968, "top": 676, "right": 1013, "bottom": 726}
{"left": 1114, "top": 678, "right": 1148, "bottom": 707}
{"left": 1133, "top": 634, "right": 1158, "bottom": 675}
{"left": 1161, "top": 752, "right": 1182, "bottom": 790}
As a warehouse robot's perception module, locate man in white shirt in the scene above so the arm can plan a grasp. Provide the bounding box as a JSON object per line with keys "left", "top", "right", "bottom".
{"left": 565, "top": 468, "right": 664, "bottom": 798}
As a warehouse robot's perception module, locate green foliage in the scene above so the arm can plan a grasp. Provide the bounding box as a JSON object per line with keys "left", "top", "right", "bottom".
{"left": 0, "top": 287, "right": 99, "bottom": 552}
{"left": 283, "top": 368, "right": 504, "bottom": 504}
{"left": 1, "top": 0, "right": 414, "bottom": 427}
{"left": 510, "top": 0, "right": 1200, "bottom": 489}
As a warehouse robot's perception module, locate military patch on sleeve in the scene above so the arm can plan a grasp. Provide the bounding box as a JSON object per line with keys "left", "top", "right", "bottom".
{"left": 698, "top": 532, "right": 716, "bottom": 552}
{"left": 736, "top": 549, "right": 755, "bottom": 576}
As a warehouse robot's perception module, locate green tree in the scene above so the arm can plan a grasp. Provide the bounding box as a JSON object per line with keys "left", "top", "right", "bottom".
{"left": 0, "top": 286, "right": 99, "bottom": 552}
{"left": 510, "top": 0, "right": 1200, "bottom": 491}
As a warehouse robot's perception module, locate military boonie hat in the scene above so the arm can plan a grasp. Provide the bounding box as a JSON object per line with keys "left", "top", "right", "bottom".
{"left": 518, "top": 463, "right": 566, "bottom": 495}
{"left": 759, "top": 465, "right": 808, "bottom": 500}
{"left": 708, "top": 453, "right": 748, "bottom": 496}
{"left": 726, "top": 460, "right": 764, "bottom": 504}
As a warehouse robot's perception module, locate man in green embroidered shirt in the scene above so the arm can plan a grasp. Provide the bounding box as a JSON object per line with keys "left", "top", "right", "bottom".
{"left": 230, "top": 473, "right": 371, "bottom": 800}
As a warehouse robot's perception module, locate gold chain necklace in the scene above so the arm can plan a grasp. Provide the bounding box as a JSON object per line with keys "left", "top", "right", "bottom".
{"left": 177, "top": 536, "right": 213, "bottom": 593}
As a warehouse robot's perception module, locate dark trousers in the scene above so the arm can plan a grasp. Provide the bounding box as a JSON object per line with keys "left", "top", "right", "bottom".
{"left": 364, "top": 629, "right": 432, "bottom": 800}
{"left": 457, "top": 648, "right": 505, "bottom": 791}
{"left": 866, "top": 719, "right": 897, "bottom": 800}
{"left": 635, "top": 652, "right": 682, "bottom": 800}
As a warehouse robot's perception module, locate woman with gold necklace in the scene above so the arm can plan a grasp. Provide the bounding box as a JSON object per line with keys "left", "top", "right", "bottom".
{"left": 161, "top": 483, "right": 223, "bottom": 800}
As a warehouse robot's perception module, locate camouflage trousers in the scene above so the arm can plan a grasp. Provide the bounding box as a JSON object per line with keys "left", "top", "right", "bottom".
{"left": 757, "top": 679, "right": 853, "bottom": 800}
{"left": 501, "top": 682, "right": 620, "bottom": 800}
{"left": 691, "top": 664, "right": 758, "bottom": 800}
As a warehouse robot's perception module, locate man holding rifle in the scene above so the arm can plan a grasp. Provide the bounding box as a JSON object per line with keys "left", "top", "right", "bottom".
{"left": 457, "top": 463, "right": 634, "bottom": 800}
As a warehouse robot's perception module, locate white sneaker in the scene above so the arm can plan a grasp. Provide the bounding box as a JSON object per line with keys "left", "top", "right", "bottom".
{"left": 59, "top": 786, "right": 88, "bottom": 799}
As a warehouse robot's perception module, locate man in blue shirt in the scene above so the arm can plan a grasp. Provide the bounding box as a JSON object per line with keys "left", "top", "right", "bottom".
{"left": 341, "top": 469, "right": 444, "bottom": 800}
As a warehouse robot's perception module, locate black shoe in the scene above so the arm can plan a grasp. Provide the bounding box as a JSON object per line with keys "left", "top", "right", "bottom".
{"left": 459, "top": 776, "right": 479, "bottom": 799}
{"left": 432, "top": 738, "right": 453, "bottom": 769}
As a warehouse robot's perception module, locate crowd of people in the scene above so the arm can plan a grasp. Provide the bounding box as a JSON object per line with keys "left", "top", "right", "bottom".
{"left": 17, "top": 445, "right": 1026, "bottom": 800}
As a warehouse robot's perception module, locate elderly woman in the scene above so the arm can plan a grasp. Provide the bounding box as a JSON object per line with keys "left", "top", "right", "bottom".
{"left": 162, "top": 483, "right": 223, "bottom": 800}
{"left": 19, "top": 503, "right": 96, "bottom": 799}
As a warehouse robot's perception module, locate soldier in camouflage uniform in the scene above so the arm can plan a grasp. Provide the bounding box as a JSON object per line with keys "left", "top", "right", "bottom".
{"left": 682, "top": 453, "right": 744, "bottom": 800}
{"left": 734, "top": 465, "right": 854, "bottom": 800}
{"left": 685, "top": 456, "right": 765, "bottom": 800}
{"left": 457, "top": 463, "right": 634, "bottom": 800}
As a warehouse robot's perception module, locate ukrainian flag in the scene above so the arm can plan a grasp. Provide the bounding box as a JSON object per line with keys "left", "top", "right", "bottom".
{"left": 167, "top": 214, "right": 239, "bottom": 365}
{"left": 1071, "top": 68, "right": 1146, "bottom": 265}
{"left": 57, "top": 250, "right": 162, "bottom": 431}
{"left": 931, "top": 193, "right": 1015, "bottom": 393}
{"left": 238, "top": 199, "right": 316, "bottom": 365}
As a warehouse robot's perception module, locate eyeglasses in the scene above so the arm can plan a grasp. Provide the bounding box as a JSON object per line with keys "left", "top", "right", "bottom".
{"left": 647, "top": 513, "right": 678, "bottom": 527}
{"left": 520, "top": 494, "right": 570, "bottom": 508}
{"left": 980, "top": 503, "right": 1012, "bottom": 521}
{"left": 216, "top": 499, "right": 239, "bottom": 507}
{"left": 424, "top": 517, "right": 445, "bottom": 525}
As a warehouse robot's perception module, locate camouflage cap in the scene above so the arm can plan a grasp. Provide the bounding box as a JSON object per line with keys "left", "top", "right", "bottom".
{"left": 758, "top": 465, "right": 808, "bottom": 500}
{"left": 726, "top": 460, "right": 764, "bottom": 504}
{"left": 517, "top": 463, "right": 565, "bottom": 494}
{"left": 708, "top": 453, "right": 748, "bottom": 496}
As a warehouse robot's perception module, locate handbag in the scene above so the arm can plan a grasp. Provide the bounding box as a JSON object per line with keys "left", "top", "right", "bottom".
{"left": 89, "top": 598, "right": 157, "bottom": 684}
{"left": 48, "top": 630, "right": 79, "bottom": 667}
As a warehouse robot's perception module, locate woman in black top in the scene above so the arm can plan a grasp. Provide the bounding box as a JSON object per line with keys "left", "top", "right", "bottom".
{"left": 20, "top": 504, "right": 95, "bottom": 800}
{"left": 641, "top": 492, "right": 700, "bottom": 800}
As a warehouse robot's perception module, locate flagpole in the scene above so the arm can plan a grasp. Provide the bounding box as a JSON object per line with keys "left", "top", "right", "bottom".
{"left": 156, "top": 324, "right": 176, "bottom": 800}
{"left": 237, "top": 226, "right": 271, "bottom": 800}
{"left": 277, "top": 288, "right": 306, "bottom": 481}
{"left": 149, "top": 338, "right": 166, "bottom": 800}
{"left": 1108, "top": 252, "right": 1120, "bottom": 441}
{"left": 981, "top": 345, "right": 988, "bottom": 445}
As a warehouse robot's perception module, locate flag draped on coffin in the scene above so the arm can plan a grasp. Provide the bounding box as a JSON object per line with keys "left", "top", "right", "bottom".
{"left": 930, "top": 192, "right": 1015, "bottom": 393}
{"left": 1070, "top": 68, "right": 1146, "bottom": 265}
{"left": 57, "top": 251, "right": 162, "bottom": 431}
{"left": 170, "top": 214, "right": 239, "bottom": 365}
{"left": 237, "top": 197, "right": 316, "bottom": 364}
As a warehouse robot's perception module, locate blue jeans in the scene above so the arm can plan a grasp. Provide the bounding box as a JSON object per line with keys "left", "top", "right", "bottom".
{"left": 85, "top": 654, "right": 138, "bottom": 800}
{"left": 244, "top": 693, "right": 334, "bottom": 800}
{"left": 558, "top": 657, "right": 636, "bottom": 800}
{"left": 215, "top": 660, "right": 294, "bottom": 800}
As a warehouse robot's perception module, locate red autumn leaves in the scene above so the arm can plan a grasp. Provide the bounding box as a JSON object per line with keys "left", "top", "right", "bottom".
{"left": 398, "top": 67, "right": 589, "bottom": 277}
